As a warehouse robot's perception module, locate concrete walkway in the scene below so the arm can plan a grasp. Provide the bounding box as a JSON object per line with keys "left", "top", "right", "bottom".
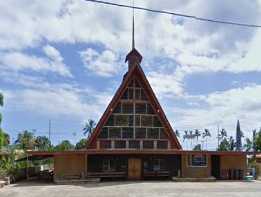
{"left": 1, "top": 181, "right": 261, "bottom": 197}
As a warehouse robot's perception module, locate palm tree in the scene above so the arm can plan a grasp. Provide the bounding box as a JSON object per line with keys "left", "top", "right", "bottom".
{"left": 15, "top": 130, "right": 35, "bottom": 150}
{"left": 35, "top": 136, "right": 51, "bottom": 151}
{"left": 202, "top": 129, "right": 211, "bottom": 150}
{"left": 83, "top": 119, "right": 96, "bottom": 137}
{"left": 194, "top": 129, "right": 201, "bottom": 141}
{"left": 189, "top": 130, "right": 195, "bottom": 149}
{"left": 183, "top": 130, "right": 189, "bottom": 149}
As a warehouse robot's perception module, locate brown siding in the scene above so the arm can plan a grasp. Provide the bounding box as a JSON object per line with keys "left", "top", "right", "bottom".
{"left": 220, "top": 155, "right": 246, "bottom": 171}
{"left": 181, "top": 154, "right": 211, "bottom": 178}
{"left": 54, "top": 154, "right": 86, "bottom": 179}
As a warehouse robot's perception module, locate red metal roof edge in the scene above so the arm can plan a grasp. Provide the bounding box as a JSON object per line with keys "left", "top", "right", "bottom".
{"left": 27, "top": 149, "right": 251, "bottom": 156}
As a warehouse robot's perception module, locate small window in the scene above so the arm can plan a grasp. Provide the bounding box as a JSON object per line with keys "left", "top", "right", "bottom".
{"left": 157, "top": 140, "right": 168, "bottom": 149}
{"left": 100, "top": 140, "right": 111, "bottom": 149}
{"left": 147, "top": 104, "right": 154, "bottom": 114}
{"left": 113, "top": 103, "right": 121, "bottom": 113}
{"left": 129, "top": 140, "right": 140, "bottom": 149}
{"left": 122, "top": 127, "right": 133, "bottom": 139}
{"left": 153, "top": 116, "right": 162, "bottom": 127}
{"left": 135, "top": 115, "right": 140, "bottom": 127}
{"left": 159, "top": 128, "right": 168, "bottom": 139}
{"left": 136, "top": 103, "right": 146, "bottom": 114}
{"left": 143, "top": 140, "right": 154, "bottom": 149}
{"left": 128, "top": 88, "right": 134, "bottom": 99}
{"left": 109, "top": 127, "right": 121, "bottom": 138}
{"left": 115, "top": 115, "right": 129, "bottom": 126}
{"left": 122, "top": 103, "right": 133, "bottom": 114}
{"left": 135, "top": 88, "right": 141, "bottom": 100}
{"left": 135, "top": 128, "right": 146, "bottom": 138}
{"left": 115, "top": 140, "right": 126, "bottom": 149}
{"left": 140, "top": 89, "right": 147, "bottom": 100}
{"left": 98, "top": 128, "right": 108, "bottom": 139}
{"left": 141, "top": 116, "right": 153, "bottom": 127}
{"left": 188, "top": 154, "right": 207, "bottom": 167}
{"left": 105, "top": 115, "right": 114, "bottom": 126}
{"left": 128, "top": 115, "right": 134, "bottom": 126}
{"left": 147, "top": 128, "right": 159, "bottom": 139}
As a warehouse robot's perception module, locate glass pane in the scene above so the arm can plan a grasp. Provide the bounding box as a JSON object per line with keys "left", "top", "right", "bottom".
{"left": 159, "top": 128, "right": 168, "bottom": 139}
{"left": 147, "top": 104, "right": 154, "bottom": 114}
{"left": 135, "top": 128, "right": 146, "bottom": 138}
{"left": 157, "top": 141, "right": 168, "bottom": 149}
{"left": 135, "top": 115, "right": 140, "bottom": 127}
{"left": 143, "top": 140, "right": 154, "bottom": 149}
{"left": 141, "top": 116, "right": 153, "bottom": 127}
{"left": 122, "top": 89, "right": 128, "bottom": 100}
{"left": 115, "top": 141, "right": 126, "bottom": 149}
{"left": 140, "top": 89, "right": 147, "bottom": 100}
{"left": 115, "top": 115, "right": 128, "bottom": 126}
{"left": 129, "top": 140, "right": 140, "bottom": 149}
{"left": 122, "top": 127, "right": 134, "bottom": 139}
{"left": 128, "top": 88, "right": 134, "bottom": 99}
{"left": 135, "top": 88, "right": 141, "bottom": 100}
{"left": 109, "top": 127, "right": 121, "bottom": 138}
{"left": 136, "top": 103, "right": 146, "bottom": 114}
{"left": 105, "top": 115, "right": 114, "bottom": 126}
{"left": 147, "top": 128, "right": 159, "bottom": 139}
{"left": 153, "top": 116, "right": 162, "bottom": 127}
{"left": 122, "top": 103, "right": 133, "bottom": 114}
{"left": 128, "top": 115, "right": 134, "bottom": 126}
{"left": 98, "top": 127, "right": 108, "bottom": 139}
{"left": 113, "top": 103, "right": 121, "bottom": 113}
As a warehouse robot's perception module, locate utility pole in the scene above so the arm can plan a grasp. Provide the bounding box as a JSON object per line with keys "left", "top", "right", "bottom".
{"left": 217, "top": 124, "right": 220, "bottom": 150}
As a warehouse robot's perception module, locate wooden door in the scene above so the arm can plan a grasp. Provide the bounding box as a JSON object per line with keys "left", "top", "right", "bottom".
{"left": 128, "top": 158, "right": 141, "bottom": 180}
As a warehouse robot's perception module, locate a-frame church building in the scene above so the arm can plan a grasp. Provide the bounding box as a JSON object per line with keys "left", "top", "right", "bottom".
{"left": 28, "top": 15, "right": 247, "bottom": 182}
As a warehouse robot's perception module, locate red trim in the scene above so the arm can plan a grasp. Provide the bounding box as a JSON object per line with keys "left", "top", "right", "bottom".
{"left": 27, "top": 150, "right": 249, "bottom": 156}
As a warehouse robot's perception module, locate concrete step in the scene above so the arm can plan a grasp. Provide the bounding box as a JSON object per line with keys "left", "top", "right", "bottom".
{"left": 172, "top": 177, "right": 216, "bottom": 182}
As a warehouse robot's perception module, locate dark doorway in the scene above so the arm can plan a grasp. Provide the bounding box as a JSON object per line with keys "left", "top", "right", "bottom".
{"left": 211, "top": 155, "right": 220, "bottom": 179}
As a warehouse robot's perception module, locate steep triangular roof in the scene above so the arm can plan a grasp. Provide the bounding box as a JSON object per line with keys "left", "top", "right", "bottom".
{"left": 87, "top": 63, "right": 182, "bottom": 150}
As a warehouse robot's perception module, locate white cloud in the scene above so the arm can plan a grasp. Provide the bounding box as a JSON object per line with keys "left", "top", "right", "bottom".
{"left": 5, "top": 85, "right": 113, "bottom": 121}
{"left": 147, "top": 71, "right": 184, "bottom": 97}
{"left": 79, "top": 48, "right": 123, "bottom": 77}
{"left": 0, "top": 45, "right": 72, "bottom": 77}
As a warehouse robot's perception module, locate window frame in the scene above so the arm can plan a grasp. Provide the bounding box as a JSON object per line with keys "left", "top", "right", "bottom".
{"left": 187, "top": 154, "right": 208, "bottom": 168}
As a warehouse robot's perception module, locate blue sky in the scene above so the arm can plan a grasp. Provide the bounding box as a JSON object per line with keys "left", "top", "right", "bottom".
{"left": 1, "top": 0, "right": 261, "bottom": 150}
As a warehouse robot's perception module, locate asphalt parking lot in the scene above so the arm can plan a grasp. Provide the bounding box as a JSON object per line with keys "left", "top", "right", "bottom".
{"left": 1, "top": 181, "right": 261, "bottom": 197}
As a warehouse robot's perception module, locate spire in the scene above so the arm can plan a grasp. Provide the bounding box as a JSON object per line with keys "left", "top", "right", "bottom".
{"left": 132, "top": 0, "right": 135, "bottom": 50}
{"left": 125, "top": 0, "right": 142, "bottom": 70}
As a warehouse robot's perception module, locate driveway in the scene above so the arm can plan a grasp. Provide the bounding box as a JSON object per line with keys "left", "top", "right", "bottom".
{"left": 1, "top": 181, "right": 261, "bottom": 197}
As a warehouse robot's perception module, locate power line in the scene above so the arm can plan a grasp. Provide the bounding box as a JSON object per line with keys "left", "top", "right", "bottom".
{"left": 84, "top": 0, "right": 261, "bottom": 28}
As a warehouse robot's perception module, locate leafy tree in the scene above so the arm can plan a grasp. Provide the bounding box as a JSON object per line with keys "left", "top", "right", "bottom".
{"left": 0, "top": 93, "right": 10, "bottom": 148}
{"left": 218, "top": 138, "right": 230, "bottom": 151}
{"left": 193, "top": 144, "right": 201, "bottom": 151}
{"left": 0, "top": 129, "right": 10, "bottom": 148}
{"left": 75, "top": 139, "right": 87, "bottom": 150}
{"left": 15, "top": 130, "right": 35, "bottom": 150}
{"left": 55, "top": 140, "right": 74, "bottom": 151}
{"left": 35, "top": 136, "right": 51, "bottom": 151}
{"left": 83, "top": 119, "right": 96, "bottom": 136}
{"left": 244, "top": 138, "right": 253, "bottom": 152}
{"left": 228, "top": 136, "right": 235, "bottom": 151}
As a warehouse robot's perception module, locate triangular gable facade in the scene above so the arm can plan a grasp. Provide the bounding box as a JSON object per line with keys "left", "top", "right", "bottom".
{"left": 87, "top": 52, "right": 182, "bottom": 150}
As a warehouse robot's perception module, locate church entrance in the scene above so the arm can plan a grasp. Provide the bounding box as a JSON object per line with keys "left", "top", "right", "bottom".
{"left": 128, "top": 158, "right": 142, "bottom": 180}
